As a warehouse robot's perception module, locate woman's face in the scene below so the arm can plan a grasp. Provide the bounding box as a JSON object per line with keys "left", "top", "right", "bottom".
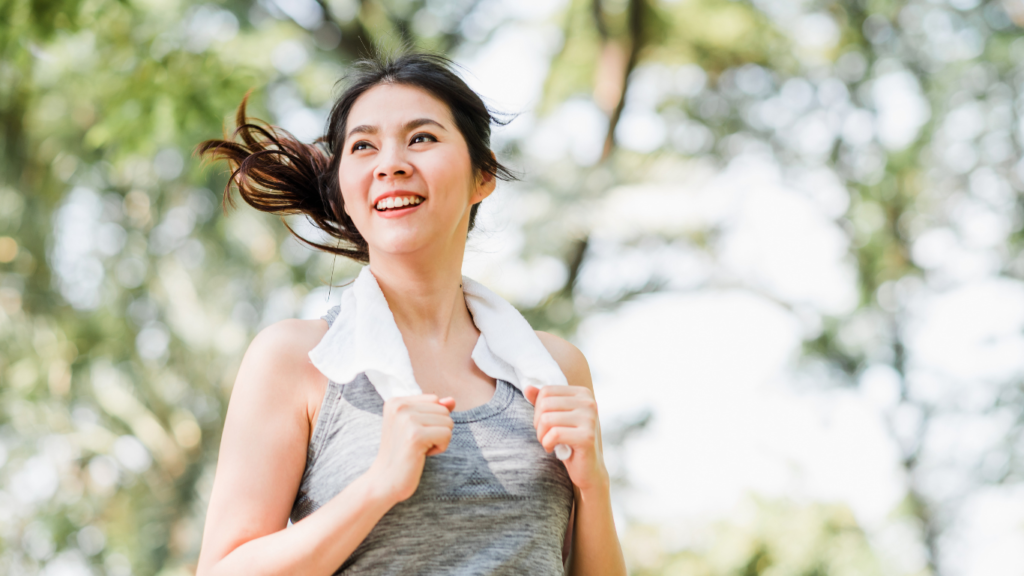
{"left": 337, "top": 83, "right": 495, "bottom": 261}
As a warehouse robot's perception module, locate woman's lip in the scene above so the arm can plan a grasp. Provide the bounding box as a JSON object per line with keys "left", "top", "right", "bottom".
{"left": 372, "top": 191, "right": 425, "bottom": 205}
{"left": 375, "top": 200, "right": 424, "bottom": 219}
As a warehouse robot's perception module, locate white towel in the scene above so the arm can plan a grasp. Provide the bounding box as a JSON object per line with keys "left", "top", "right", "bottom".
{"left": 308, "top": 265, "right": 573, "bottom": 460}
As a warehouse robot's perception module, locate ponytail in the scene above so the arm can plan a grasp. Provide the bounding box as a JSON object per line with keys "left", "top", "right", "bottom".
{"left": 194, "top": 91, "right": 370, "bottom": 263}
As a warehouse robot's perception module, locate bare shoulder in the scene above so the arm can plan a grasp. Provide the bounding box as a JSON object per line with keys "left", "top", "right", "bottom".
{"left": 534, "top": 330, "right": 593, "bottom": 392}
{"left": 229, "top": 318, "right": 330, "bottom": 412}
{"left": 247, "top": 318, "right": 329, "bottom": 371}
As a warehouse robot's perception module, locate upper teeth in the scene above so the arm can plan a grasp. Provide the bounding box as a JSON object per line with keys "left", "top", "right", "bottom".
{"left": 376, "top": 196, "right": 423, "bottom": 210}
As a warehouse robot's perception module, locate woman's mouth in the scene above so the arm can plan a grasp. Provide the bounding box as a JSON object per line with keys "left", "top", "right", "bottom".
{"left": 374, "top": 195, "right": 425, "bottom": 218}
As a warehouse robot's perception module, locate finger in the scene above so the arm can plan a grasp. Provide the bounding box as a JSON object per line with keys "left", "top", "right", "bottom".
{"left": 410, "top": 412, "right": 455, "bottom": 428}
{"left": 387, "top": 394, "right": 439, "bottom": 414}
{"left": 524, "top": 385, "right": 540, "bottom": 405}
{"left": 533, "top": 396, "right": 584, "bottom": 428}
{"left": 535, "top": 411, "right": 585, "bottom": 444}
{"left": 411, "top": 401, "right": 458, "bottom": 416}
{"left": 539, "top": 392, "right": 597, "bottom": 425}
{"left": 438, "top": 397, "right": 456, "bottom": 412}
{"left": 535, "top": 396, "right": 582, "bottom": 412}
{"left": 422, "top": 427, "right": 453, "bottom": 456}
{"left": 535, "top": 385, "right": 585, "bottom": 398}
{"left": 540, "top": 427, "right": 594, "bottom": 454}
{"left": 414, "top": 422, "right": 451, "bottom": 444}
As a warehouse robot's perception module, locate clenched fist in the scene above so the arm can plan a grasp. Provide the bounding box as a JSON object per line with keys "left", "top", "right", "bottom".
{"left": 366, "top": 394, "right": 456, "bottom": 504}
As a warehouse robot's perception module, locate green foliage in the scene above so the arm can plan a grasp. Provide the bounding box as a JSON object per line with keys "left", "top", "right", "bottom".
{"left": 625, "top": 500, "right": 885, "bottom": 576}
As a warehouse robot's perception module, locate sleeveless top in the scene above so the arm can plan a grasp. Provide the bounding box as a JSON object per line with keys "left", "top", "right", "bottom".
{"left": 290, "top": 305, "right": 575, "bottom": 575}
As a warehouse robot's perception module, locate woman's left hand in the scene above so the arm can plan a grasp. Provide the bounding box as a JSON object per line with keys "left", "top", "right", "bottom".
{"left": 524, "top": 385, "right": 608, "bottom": 493}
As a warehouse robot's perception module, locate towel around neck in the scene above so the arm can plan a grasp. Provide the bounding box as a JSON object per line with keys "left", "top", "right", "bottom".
{"left": 307, "top": 265, "right": 570, "bottom": 402}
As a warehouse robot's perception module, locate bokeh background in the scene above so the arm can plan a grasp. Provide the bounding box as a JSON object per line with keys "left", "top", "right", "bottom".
{"left": 2, "top": 0, "right": 1024, "bottom": 574}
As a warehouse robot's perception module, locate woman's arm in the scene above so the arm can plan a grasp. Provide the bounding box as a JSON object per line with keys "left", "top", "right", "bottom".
{"left": 566, "top": 476, "right": 621, "bottom": 575}
{"left": 198, "top": 318, "right": 457, "bottom": 576}
{"left": 196, "top": 320, "right": 399, "bottom": 576}
{"left": 533, "top": 332, "right": 628, "bottom": 576}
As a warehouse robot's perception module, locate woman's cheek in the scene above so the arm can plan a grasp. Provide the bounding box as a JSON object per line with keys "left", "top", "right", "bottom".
{"left": 338, "top": 174, "right": 369, "bottom": 218}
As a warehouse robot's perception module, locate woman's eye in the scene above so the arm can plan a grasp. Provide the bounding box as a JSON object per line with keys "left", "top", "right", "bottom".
{"left": 351, "top": 141, "right": 372, "bottom": 152}
{"left": 411, "top": 133, "right": 437, "bottom": 144}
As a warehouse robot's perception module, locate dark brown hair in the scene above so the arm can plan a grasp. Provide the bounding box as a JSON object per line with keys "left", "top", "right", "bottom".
{"left": 195, "top": 50, "right": 518, "bottom": 264}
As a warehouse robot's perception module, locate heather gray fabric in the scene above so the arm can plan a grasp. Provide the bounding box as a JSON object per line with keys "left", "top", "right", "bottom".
{"left": 290, "top": 305, "right": 575, "bottom": 575}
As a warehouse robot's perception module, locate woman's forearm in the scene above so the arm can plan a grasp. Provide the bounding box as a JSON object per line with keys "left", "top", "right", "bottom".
{"left": 202, "top": 472, "right": 396, "bottom": 576}
{"left": 568, "top": 477, "right": 627, "bottom": 576}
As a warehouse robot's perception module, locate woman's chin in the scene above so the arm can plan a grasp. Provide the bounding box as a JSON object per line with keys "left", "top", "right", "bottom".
{"left": 365, "top": 221, "right": 466, "bottom": 261}
{"left": 368, "top": 235, "right": 433, "bottom": 258}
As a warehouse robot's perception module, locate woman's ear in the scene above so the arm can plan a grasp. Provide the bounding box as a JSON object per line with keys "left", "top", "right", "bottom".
{"left": 472, "top": 151, "right": 498, "bottom": 204}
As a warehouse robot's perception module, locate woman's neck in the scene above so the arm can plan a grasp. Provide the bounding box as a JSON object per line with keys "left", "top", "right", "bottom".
{"left": 366, "top": 252, "right": 475, "bottom": 346}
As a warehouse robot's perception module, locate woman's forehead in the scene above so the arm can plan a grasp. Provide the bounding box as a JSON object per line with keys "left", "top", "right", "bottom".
{"left": 347, "top": 83, "right": 453, "bottom": 131}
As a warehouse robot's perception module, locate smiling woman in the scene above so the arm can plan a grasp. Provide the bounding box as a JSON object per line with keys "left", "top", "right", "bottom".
{"left": 192, "top": 51, "right": 626, "bottom": 576}
{"left": 196, "top": 53, "right": 517, "bottom": 264}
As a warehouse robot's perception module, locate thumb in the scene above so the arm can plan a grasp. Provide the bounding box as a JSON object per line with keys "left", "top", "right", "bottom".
{"left": 524, "top": 385, "right": 540, "bottom": 406}
{"left": 439, "top": 397, "right": 456, "bottom": 412}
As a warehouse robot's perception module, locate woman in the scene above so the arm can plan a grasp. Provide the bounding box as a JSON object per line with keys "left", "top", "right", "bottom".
{"left": 194, "top": 51, "right": 626, "bottom": 576}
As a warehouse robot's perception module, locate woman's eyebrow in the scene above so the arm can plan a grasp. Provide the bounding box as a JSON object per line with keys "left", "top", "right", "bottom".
{"left": 346, "top": 124, "right": 377, "bottom": 139}
{"left": 346, "top": 118, "right": 447, "bottom": 140}
{"left": 404, "top": 118, "right": 447, "bottom": 132}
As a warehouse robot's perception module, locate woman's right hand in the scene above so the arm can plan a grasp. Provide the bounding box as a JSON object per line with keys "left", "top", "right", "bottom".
{"left": 367, "top": 394, "right": 456, "bottom": 504}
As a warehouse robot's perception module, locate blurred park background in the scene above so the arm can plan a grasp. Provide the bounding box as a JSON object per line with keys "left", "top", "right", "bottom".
{"left": 2, "top": 0, "right": 1024, "bottom": 574}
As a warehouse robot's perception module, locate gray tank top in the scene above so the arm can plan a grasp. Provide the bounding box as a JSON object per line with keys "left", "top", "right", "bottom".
{"left": 290, "top": 305, "right": 575, "bottom": 575}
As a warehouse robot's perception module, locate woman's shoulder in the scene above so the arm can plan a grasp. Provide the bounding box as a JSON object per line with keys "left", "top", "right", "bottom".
{"left": 534, "top": 330, "right": 593, "bottom": 392}
{"left": 250, "top": 317, "right": 330, "bottom": 361}
{"left": 227, "top": 317, "right": 331, "bottom": 426}
{"left": 235, "top": 318, "right": 330, "bottom": 395}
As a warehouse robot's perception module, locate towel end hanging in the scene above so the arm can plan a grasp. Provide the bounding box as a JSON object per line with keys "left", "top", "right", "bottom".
{"left": 554, "top": 444, "right": 572, "bottom": 461}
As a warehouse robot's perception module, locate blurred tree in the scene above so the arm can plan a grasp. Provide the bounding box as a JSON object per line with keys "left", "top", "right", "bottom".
{"left": 624, "top": 499, "right": 884, "bottom": 576}
{"left": 526, "top": 1, "right": 1024, "bottom": 574}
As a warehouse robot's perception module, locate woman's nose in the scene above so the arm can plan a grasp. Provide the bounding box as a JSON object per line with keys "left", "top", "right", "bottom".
{"left": 375, "top": 144, "right": 413, "bottom": 180}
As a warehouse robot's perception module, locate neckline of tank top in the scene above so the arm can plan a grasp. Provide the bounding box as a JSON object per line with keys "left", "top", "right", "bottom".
{"left": 447, "top": 378, "right": 515, "bottom": 423}
{"left": 307, "top": 265, "right": 570, "bottom": 404}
